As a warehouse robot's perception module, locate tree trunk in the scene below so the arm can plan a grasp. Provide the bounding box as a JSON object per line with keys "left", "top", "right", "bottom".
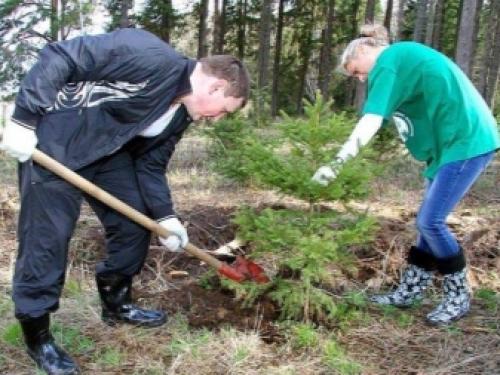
{"left": 271, "top": 0, "right": 286, "bottom": 117}
{"left": 478, "top": 0, "right": 500, "bottom": 107}
{"left": 318, "top": 0, "right": 336, "bottom": 100}
{"left": 425, "top": 0, "right": 436, "bottom": 45}
{"left": 120, "top": 0, "right": 131, "bottom": 28}
{"left": 431, "top": 0, "right": 445, "bottom": 49}
{"left": 396, "top": 0, "right": 407, "bottom": 41}
{"left": 346, "top": 0, "right": 361, "bottom": 106}
{"left": 197, "top": 0, "right": 209, "bottom": 59}
{"left": 365, "top": 0, "right": 375, "bottom": 22}
{"left": 50, "top": 0, "right": 58, "bottom": 41}
{"left": 471, "top": 0, "right": 484, "bottom": 72}
{"left": 162, "top": 0, "right": 173, "bottom": 43}
{"left": 296, "top": 2, "right": 315, "bottom": 113}
{"left": 237, "top": 0, "right": 248, "bottom": 59}
{"left": 413, "top": 0, "right": 429, "bottom": 43}
{"left": 354, "top": 0, "right": 374, "bottom": 110}
{"left": 217, "top": 0, "right": 227, "bottom": 54}
{"left": 384, "top": 0, "right": 394, "bottom": 33}
{"left": 455, "top": 0, "right": 479, "bottom": 77}
{"left": 257, "top": 0, "right": 273, "bottom": 90}
{"left": 212, "top": 0, "right": 220, "bottom": 54}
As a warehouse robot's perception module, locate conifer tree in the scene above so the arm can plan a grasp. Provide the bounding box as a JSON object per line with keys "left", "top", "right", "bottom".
{"left": 207, "top": 94, "right": 379, "bottom": 322}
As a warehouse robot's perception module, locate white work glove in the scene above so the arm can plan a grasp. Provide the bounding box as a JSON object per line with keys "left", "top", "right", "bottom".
{"left": 312, "top": 165, "right": 338, "bottom": 186}
{"left": 0, "top": 119, "right": 38, "bottom": 162}
{"left": 158, "top": 217, "right": 188, "bottom": 252}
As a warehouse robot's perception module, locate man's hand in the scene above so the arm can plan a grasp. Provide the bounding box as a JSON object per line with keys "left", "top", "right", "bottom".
{"left": 0, "top": 119, "right": 38, "bottom": 162}
{"left": 158, "top": 217, "right": 188, "bottom": 252}
{"left": 312, "top": 165, "right": 337, "bottom": 186}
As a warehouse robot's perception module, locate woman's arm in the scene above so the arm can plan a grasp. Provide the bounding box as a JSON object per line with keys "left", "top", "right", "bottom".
{"left": 312, "top": 114, "right": 383, "bottom": 185}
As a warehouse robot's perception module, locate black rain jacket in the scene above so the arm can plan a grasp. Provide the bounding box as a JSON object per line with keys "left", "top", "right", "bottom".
{"left": 12, "top": 28, "right": 196, "bottom": 219}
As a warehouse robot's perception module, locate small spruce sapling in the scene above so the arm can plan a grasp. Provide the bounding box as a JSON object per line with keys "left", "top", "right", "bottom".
{"left": 207, "top": 93, "right": 379, "bottom": 323}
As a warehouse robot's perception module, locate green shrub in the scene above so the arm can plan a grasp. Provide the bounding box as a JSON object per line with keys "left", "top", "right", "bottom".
{"left": 207, "top": 93, "right": 380, "bottom": 323}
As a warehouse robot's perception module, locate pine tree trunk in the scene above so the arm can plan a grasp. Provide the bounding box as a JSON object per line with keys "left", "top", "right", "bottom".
{"left": 425, "top": 0, "right": 436, "bottom": 45}
{"left": 212, "top": 0, "right": 220, "bottom": 54}
{"left": 396, "top": 0, "right": 407, "bottom": 41}
{"left": 413, "top": 0, "right": 429, "bottom": 42}
{"left": 346, "top": 0, "right": 361, "bottom": 106}
{"left": 197, "top": 0, "right": 209, "bottom": 59}
{"left": 271, "top": 0, "right": 285, "bottom": 117}
{"left": 161, "top": 0, "right": 173, "bottom": 43}
{"left": 257, "top": 0, "right": 273, "bottom": 90}
{"left": 384, "top": 0, "right": 394, "bottom": 33}
{"left": 354, "top": 0, "right": 375, "bottom": 110}
{"left": 120, "top": 0, "right": 131, "bottom": 28}
{"left": 296, "top": 2, "right": 315, "bottom": 113}
{"left": 470, "top": 0, "right": 484, "bottom": 74}
{"left": 479, "top": 0, "right": 500, "bottom": 107}
{"left": 237, "top": 0, "right": 248, "bottom": 60}
{"left": 218, "top": 0, "right": 227, "bottom": 54}
{"left": 365, "top": 0, "right": 375, "bottom": 22}
{"left": 431, "top": 0, "right": 446, "bottom": 49}
{"left": 318, "top": 0, "right": 336, "bottom": 100}
{"left": 50, "top": 0, "right": 58, "bottom": 41}
{"left": 455, "top": 0, "right": 480, "bottom": 77}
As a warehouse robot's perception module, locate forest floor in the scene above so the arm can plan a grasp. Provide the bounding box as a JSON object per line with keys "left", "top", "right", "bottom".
{"left": 0, "top": 134, "right": 498, "bottom": 374}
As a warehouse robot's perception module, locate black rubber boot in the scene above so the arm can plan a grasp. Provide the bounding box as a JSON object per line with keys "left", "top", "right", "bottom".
{"left": 96, "top": 274, "right": 167, "bottom": 328}
{"left": 20, "top": 314, "right": 80, "bottom": 375}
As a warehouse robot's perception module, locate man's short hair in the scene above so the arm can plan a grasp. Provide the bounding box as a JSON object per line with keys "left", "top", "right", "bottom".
{"left": 199, "top": 55, "right": 250, "bottom": 107}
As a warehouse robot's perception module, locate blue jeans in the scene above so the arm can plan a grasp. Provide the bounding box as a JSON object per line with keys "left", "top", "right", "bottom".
{"left": 416, "top": 152, "right": 495, "bottom": 259}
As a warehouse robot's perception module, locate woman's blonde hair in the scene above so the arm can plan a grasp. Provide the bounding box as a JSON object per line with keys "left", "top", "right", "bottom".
{"left": 338, "top": 24, "right": 390, "bottom": 75}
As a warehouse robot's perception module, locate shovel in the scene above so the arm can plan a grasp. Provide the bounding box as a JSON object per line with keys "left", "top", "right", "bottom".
{"left": 31, "top": 149, "right": 270, "bottom": 284}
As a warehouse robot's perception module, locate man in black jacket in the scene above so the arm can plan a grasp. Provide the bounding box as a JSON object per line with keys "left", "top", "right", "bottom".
{"left": 0, "top": 28, "right": 249, "bottom": 375}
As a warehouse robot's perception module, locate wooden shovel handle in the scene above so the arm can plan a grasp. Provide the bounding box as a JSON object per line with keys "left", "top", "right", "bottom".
{"left": 31, "top": 149, "right": 224, "bottom": 270}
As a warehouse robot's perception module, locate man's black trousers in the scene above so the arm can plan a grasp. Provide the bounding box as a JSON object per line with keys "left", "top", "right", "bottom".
{"left": 13, "top": 151, "right": 151, "bottom": 320}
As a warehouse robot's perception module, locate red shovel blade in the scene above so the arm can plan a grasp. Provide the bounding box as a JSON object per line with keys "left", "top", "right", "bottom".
{"left": 217, "top": 256, "right": 270, "bottom": 284}
{"left": 233, "top": 255, "right": 270, "bottom": 284}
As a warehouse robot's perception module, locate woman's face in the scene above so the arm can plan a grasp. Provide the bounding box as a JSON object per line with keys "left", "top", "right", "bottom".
{"left": 345, "top": 45, "right": 379, "bottom": 82}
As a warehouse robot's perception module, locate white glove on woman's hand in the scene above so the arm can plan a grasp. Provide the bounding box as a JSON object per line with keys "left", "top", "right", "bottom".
{"left": 0, "top": 119, "right": 38, "bottom": 162}
{"left": 158, "top": 217, "right": 188, "bottom": 252}
{"left": 312, "top": 165, "right": 337, "bottom": 186}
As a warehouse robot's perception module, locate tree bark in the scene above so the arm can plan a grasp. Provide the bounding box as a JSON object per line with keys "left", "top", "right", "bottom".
{"left": 257, "top": 0, "right": 273, "bottom": 90}
{"left": 197, "top": 0, "right": 209, "bottom": 59}
{"left": 455, "top": 0, "right": 480, "bottom": 77}
{"left": 413, "top": 0, "right": 429, "bottom": 43}
{"left": 217, "top": 0, "right": 227, "bottom": 54}
{"left": 120, "top": 0, "right": 131, "bottom": 28}
{"left": 345, "top": 0, "right": 361, "bottom": 106}
{"left": 365, "top": 0, "right": 375, "bottom": 22}
{"left": 318, "top": 0, "right": 336, "bottom": 100}
{"left": 478, "top": 0, "right": 500, "bottom": 107}
{"left": 212, "top": 0, "right": 220, "bottom": 54}
{"left": 237, "top": 0, "right": 248, "bottom": 60}
{"left": 425, "top": 0, "right": 436, "bottom": 45}
{"left": 271, "top": 0, "right": 286, "bottom": 117}
{"left": 50, "top": 0, "right": 58, "bottom": 41}
{"left": 384, "top": 0, "right": 394, "bottom": 33}
{"left": 354, "top": 0, "right": 375, "bottom": 110}
{"left": 431, "top": 0, "right": 446, "bottom": 49}
{"left": 395, "top": 0, "right": 407, "bottom": 41}
{"left": 295, "top": 2, "right": 315, "bottom": 113}
{"left": 161, "top": 0, "right": 173, "bottom": 43}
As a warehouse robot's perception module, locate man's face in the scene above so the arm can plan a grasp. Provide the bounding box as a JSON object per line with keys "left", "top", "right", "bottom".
{"left": 187, "top": 79, "right": 244, "bottom": 122}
